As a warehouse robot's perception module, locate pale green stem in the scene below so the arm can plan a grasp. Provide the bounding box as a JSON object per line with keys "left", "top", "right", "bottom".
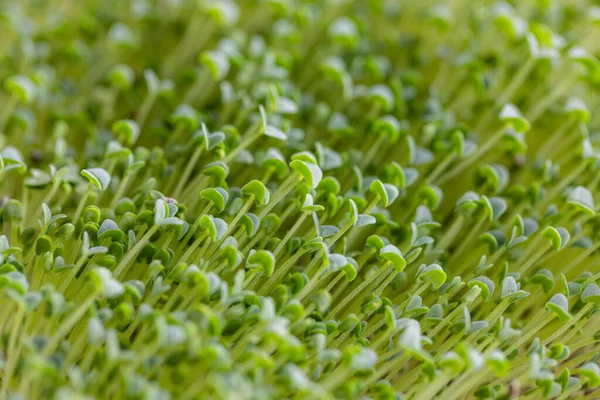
{"left": 172, "top": 143, "right": 205, "bottom": 198}
{"left": 72, "top": 182, "right": 93, "bottom": 223}
{"left": 113, "top": 224, "right": 159, "bottom": 277}
{"left": 326, "top": 262, "right": 392, "bottom": 319}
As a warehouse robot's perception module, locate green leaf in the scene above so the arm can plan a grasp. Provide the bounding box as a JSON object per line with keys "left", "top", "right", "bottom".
{"left": 546, "top": 294, "right": 572, "bottom": 322}
{"left": 200, "top": 215, "right": 227, "bottom": 242}
{"left": 24, "top": 168, "right": 52, "bottom": 188}
{"left": 380, "top": 245, "right": 406, "bottom": 272}
{"left": 202, "top": 123, "right": 226, "bottom": 150}
{"left": 480, "top": 196, "right": 507, "bottom": 221}
{"left": 404, "top": 296, "right": 429, "bottom": 317}
{"left": 342, "top": 257, "right": 358, "bottom": 281}
{"left": 200, "top": 50, "right": 230, "bottom": 80}
{"left": 0, "top": 147, "right": 27, "bottom": 174}
{"left": 369, "top": 179, "right": 399, "bottom": 207}
{"left": 200, "top": 187, "right": 229, "bottom": 213}
{"left": 290, "top": 159, "right": 323, "bottom": 189}
{"left": 301, "top": 194, "right": 324, "bottom": 212}
{"left": 417, "top": 264, "right": 447, "bottom": 289}
{"left": 468, "top": 276, "right": 495, "bottom": 301}
{"left": 247, "top": 250, "right": 275, "bottom": 277}
{"left": 531, "top": 269, "right": 554, "bottom": 293}
{"left": 260, "top": 105, "right": 288, "bottom": 140}
{"left": 501, "top": 276, "right": 529, "bottom": 301}
{"left": 582, "top": 283, "right": 600, "bottom": 305}
{"left": 98, "top": 219, "right": 124, "bottom": 241}
{"left": 567, "top": 186, "right": 595, "bottom": 216}
{"left": 579, "top": 363, "right": 600, "bottom": 387}
{"left": 242, "top": 180, "right": 270, "bottom": 206}
{"left": 88, "top": 267, "right": 124, "bottom": 298}
{"left": 239, "top": 213, "right": 260, "bottom": 237}
{"left": 170, "top": 104, "right": 198, "bottom": 131}
{"left": 499, "top": 103, "right": 530, "bottom": 133}
{"left": 261, "top": 148, "right": 288, "bottom": 177}
{"left": 427, "top": 304, "right": 444, "bottom": 323}
{"left": 4, "top": 75, "right": 37, "bottom": 103}
{"left": 81, "top": 168, "right": 111, "bottom": 191}
{"left": 485, "top": 350, "right": 510, "bottom": 376}
{"left": 203, "top": 161, "right": 230, "bottom": 183}
{"left": 569, "top": 46, "right": 600, "bottom": 75}
{"left": 565, "top": 97, "right": 590, "bottom": 123}
{"left": 542, "top": 226, "right": 570, "bottom": 251}
{"left": 315, "top": 142, "right": 343, "bottom": 171}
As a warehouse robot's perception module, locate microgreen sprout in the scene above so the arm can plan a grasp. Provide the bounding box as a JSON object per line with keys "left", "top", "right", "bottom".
{"left": 1, "top": 1, "right": 600, "bottom": 399}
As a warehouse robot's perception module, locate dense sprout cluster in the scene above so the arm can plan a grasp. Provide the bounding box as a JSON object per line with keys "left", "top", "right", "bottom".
{"left": 2, "top": 0, "right": 600, "bottom": 399}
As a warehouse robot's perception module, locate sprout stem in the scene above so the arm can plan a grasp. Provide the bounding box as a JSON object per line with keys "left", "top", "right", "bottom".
{"left": 178, "top": 230, "right": 209, "bottom": 265}
{"left": 273, "top": 211, "right": 309, "bottom": 257}
{"left": 72, "top": 182, "right": 93, "bottom": 223}
{"left": 113, "top": 224, "right": 159, "bottom": 277}
{"left": 58, "top": 254, "right": 89, "bottom": 293}
{"left": 505, "top": 313, "right": 555, "bottom": 354}
{"left": 542, "top": 302, "right": 594, "bottom": 346}
{"left": 0, "top": 306, "right": 24, "bottom": 398}
{"left": 327, "top": 262, "right": 392, "bottom": 319}
{"left": 257, "top": 173, "right": 302, "bottom": 219}
{"left": 43, "top": 290, "right": 97, "bottom": 356}
{"left": 0, "top": 95, "right": 18, "bottom": 132}
{"left": 136, "top": 91, "right": 156, "bottom": 128}
{"left": 173, "top": 143, "right": 205, "bottom": 198}
{"left": 224, "top": 121, "right": 262, "bottom": 164}
{"left": 256, "top": 249, "right": 308, "bottom": 295}
{"left": 437, "top": 127, "right": 505, "bottom": 185}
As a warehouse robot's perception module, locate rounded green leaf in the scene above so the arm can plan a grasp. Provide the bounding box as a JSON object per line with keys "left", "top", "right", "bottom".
{"left": 98, "top": 219, "right": 124, "bottom": 241}
{"left": 301, "top": 194, "right": 324, "bottom": 213}
{"left": 290, "top": 159, "right": 323, "bottom": 189}
{"left": 81, "top": 168, "right": 111, "bottom": 191}
{"left": 107, "top": 64, "right": 134, "bottom": 90}
{"left": 546, "top": 293, "right": 572, "bottom": 322}
{"left": 112, "top": 119, "right": 140, "bottom": 146}
{"left": 202, "top": 123, "right": 227, "bottom": 150}
{"left": 531, "top": 269, "right": 554, "bottom": 293}
{"left": 380, "top": 245, "right": 406, "bottom": 272}
{"left": 203, "top": 161, "right": 229, "bottom": 183}
{"left": 567, "top": 186, "right": 595, "bottom": 216}
{"left": 342, "top": 257, "right": 358, "bottom": 281}
{"left": 1, "top": 147, "right": 27, "bottom": 174}
{"left": 468, "top": 276, "right": 495, "bottom": 301}
{"left": 200, "top": 215, "right": 227, "bottom": 242}
{"left": 565, "top": 97, "right": 590, "bottom": 123}
{"left": 200, "top": 50, "right": 230, "bottom": 80}
{"left": 239, "top": 213, "right": 260, "bottom": 237}
{"left": 542, "top": 226, "right": 570, "bottom": 251}
{"left": 481, "top": 196, "right": 508, "bottom": 221}
{"left": 417, "top": 263, "right": 447, "bottom": 290}
{"left": 582, "top": 283, "right": 600, "bottom": 305}
{"left": 579, "top": 363, "right": 600, "bottom": 387}
{"left": 88, "top": 266, "right": 124, "bottom": 298}
{"left": 499, "top": 103, "right": 530, "bottom": 133}
{"left": 417, "top": 185, "right": 442, "bottom": 210}
{"left": 501, "top": 276, "right": 529, "bottom": 300}
{"left": 427, "top": 304, "right": 444, "bottom": 323}
{"left": 369, "top": 179, "right": 399, "bottom": 208}
{"left": 200, "top": 187, "right": 229, "bottom": 213}
{"left": 261, "top": 147, "right": 288, "bottom": 177}
{"left": 242, "top": 180, "right": 270, "bottom": 206}
{"left": 247, "top": 250, "right": 275, "bottom": 277}
{"left": 569, "top": 46, "right": 600, "bottom": 75}
{"left": 366, "top": 235, "right": 386, "bottom": 252}
{"left": 4, "top": 75, "right": 37, "bottom": 103}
